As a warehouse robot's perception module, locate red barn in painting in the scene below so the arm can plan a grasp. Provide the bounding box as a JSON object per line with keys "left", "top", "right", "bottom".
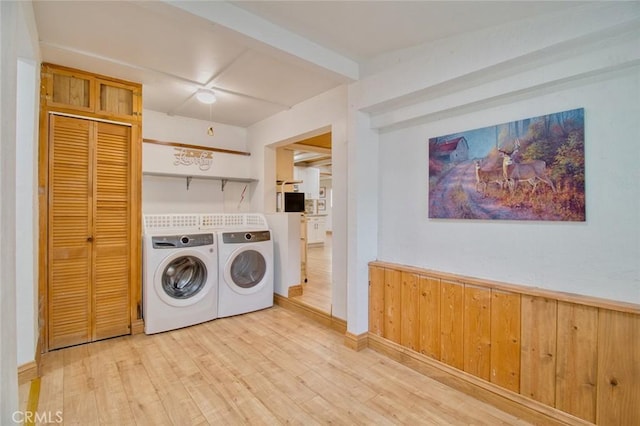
{"left": 431, "top": 136, "right": 469, "bottom": 163}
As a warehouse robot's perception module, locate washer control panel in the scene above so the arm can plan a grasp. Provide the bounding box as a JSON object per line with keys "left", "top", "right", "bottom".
{"left": 152, "top": 233, "right": 214, "bottom": 248}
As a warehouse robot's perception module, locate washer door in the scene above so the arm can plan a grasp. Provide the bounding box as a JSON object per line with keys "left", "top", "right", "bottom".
{"left": 154, "top": 249, "right": 212, "bottom": 307}
{"left": 223, "top": 246, "right": 269, "bottom": 295}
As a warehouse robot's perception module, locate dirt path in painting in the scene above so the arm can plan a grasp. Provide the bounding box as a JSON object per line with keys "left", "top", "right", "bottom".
{"left": 429, "top": 160, "right": 535, "bottom": 220}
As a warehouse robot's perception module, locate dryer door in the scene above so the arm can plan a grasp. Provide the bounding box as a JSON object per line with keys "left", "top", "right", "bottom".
{"left": 224, "top": 246, "right": 269, "bottom": 295}
{"left": 154, "top": 249, "right": 212, "bottom": 307}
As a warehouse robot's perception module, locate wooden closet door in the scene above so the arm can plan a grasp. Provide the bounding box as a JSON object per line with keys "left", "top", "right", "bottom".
{"left": 93, "top": 122, "right": 131, "bottom": 340}
{"left": 48, "top": 116, "right": 131, "bottom": 350}
{"left": 48, "top": 115, "right": 93, "bottom": 349}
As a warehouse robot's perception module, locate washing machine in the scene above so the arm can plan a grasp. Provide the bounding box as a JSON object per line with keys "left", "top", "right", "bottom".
{"left": 143, "top": 230, "right": 218, "bottom": 334}
{"left": 217, "top": 229, "right": 274, "bottom": 318}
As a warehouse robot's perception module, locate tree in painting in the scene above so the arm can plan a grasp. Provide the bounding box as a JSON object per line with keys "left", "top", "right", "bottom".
{"left": 428, "top": 108, "right": 585, "bottom": 221}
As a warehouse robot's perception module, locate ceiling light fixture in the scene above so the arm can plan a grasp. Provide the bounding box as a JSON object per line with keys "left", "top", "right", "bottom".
{"left": 196, "top": 88, "right": 217, "bottom": 104}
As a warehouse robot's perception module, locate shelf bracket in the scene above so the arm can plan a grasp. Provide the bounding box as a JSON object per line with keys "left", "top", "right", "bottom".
{"left": 186, "top": 176, "right": 192, "bottom": 190}
{"left": 221, "top": 179, "right": 228, "bottom": 191}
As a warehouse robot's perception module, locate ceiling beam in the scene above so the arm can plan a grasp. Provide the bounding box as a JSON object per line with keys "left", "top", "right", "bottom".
{"left": 165, "top": 0, "right": 359, "bottom": 81}
{"left": 304, "top": 158, "right": 333, "bottom": 167}
{"left": 287, "top": 144, "right": 332, "bottom": 155}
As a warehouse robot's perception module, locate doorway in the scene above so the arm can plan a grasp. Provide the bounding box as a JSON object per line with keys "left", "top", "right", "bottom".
{"left": 296, "top": 177, "right": 332, "bottom": 313}
{"left": 275, "top": 131, "right": 332, "bottom": 314}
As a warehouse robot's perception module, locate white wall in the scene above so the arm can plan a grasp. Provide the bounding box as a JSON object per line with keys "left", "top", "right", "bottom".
{"left": 143, "top": 109, "right": 248, "bottom": 151}
{"left": 142, "top": 110, "right": 253, "bottom": 214}
{"left": 360, "top": 3, "right": 640, "bottom": 304}
{"left": 0, "top": 1, "right": 19, "bottom": 418}
{"left": 142, "top": 175, "right": 254, "bottom": 214}
{"left": 15, "top": 58, "right": 38, "bottom": 366}
{"left": 345, "top": 106, "right": 379, "bottom": 334}
{"left": 2, "top": 1, "right": 40, "bottom": 420}
{"left": 247, "top": 85, "right": 348, "bottom": 319}
{"left": 294, "top": 166, "right": 320, "bottom": 199}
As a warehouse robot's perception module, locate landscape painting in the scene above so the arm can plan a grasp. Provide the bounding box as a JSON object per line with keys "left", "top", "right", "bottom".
{"left": 428, "top": 108, "right": 585, "bottom": 221}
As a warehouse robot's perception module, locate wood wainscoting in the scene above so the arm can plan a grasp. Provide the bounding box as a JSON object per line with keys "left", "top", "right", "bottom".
{"left": 369, "top": 261, "right": 639, "bottom": 425}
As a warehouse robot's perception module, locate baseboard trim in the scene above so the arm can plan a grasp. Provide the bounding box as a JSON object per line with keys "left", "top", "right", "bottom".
{"left": 367, "top": 333, "right": 591, "bottom": 426}
{"left": 344, "top": 331, "right": 368, "bottom": 351}
{"left": 18, "top": 361, "right": 38, "bottom": 385}
{"left": 18, "top": 335, "right": 42, "bottom": 385}
{"left": 274, "top": 294, "right": 346, "bottom": 334}
{"left": 131, "top": 319, "right": 145, "bottom": 335}
{"left": 287, "top": 284, "right": 303, "bottom": 298}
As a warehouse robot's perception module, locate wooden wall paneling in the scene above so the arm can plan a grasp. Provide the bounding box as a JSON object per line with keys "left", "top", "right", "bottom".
{"left": 400, "top": 272, "right": 420, "bottom": 351}
{"left": 48, "top": 67, "right": 93, "bottom": 112}
{"left": 96, "top": 78, "right": 141, "bottom": 120}
{"left": 463, "top": 285, "right": 491, "bottom": 381}
{"left": 368, "top": 266, "right": 385, "bottom": 336}
{"left": 596, "top": 309, "right": 640, "bottom": 425}
{"left": 369, "top": 260, "right": 640, "bottom": 315}
{"left": 418, "top": 276, "right": 441, "bottom": 359}
{"left": 43, "top": 64, "right": 141, "bottom": 122}
{"left": 490, "top": 290, "right": 521, "bottom": 393}
{"left": 555, "top": 302, "right": 597, "bottom": 423}
{"left": 99, "top": 81, "right": 133, "bottom": 116}
{"left": 54, "top": 73, "right": 89, "bottom": 107}
{"left": 383, "top": 269, "right": 402, "bottom": 343}
{"left": 368, "top": 261, "right": 640, "bottom": 424}
{"left": 440, "top": 280, "right": 464, "bottom": 370}
{"left": 520, "top": 296, "right": 557, "bottom": 406}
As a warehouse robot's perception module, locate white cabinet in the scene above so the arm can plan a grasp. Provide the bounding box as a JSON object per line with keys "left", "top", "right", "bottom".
{"left": 307, "top": 215, "right": 326, "bottom": 245}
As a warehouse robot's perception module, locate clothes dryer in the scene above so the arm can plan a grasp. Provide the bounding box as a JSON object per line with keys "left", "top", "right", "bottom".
{"left": 217, "top": 229, "right": 274, "bottom": 318}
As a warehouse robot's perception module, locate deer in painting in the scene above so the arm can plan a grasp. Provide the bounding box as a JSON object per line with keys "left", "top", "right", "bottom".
{"left": 474, "top": 160, "right": 505, "bottom": 193}
{"left": 499, "top": 139, "right": 556, "bottom": 193}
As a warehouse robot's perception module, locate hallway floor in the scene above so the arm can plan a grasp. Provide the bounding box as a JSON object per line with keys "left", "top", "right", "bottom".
{"left": 292, "top": 233, "right": 332, "bottom": 313}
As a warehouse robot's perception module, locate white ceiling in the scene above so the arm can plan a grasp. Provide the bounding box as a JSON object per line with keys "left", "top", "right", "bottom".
{"left": 32, "top": 1, "right": 585, "bottom": 128}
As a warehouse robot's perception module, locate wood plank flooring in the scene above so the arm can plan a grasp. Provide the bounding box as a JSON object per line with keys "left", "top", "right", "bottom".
{"left": 293, "top": 233, "right": 332, "bottom": 313}
{"left": 32, "top": 306, "right": 535, "bottom": 425}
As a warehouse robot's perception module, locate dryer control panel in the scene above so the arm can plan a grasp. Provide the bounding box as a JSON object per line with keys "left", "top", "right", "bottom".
{"left": 222, "top": 230, "right": 271, "bottom": 244}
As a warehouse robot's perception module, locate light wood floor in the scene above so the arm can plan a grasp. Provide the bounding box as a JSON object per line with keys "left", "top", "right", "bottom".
{"left": 293, "top": 233, "right": 332, "bottom": 313}
{"left": 29, "top": 306, "right": 536, "bottom": 425}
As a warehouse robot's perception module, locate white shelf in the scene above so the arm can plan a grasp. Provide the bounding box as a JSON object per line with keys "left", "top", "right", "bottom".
{"left": 143, "top": 171, "right": 256, "bottom": 190}
{"left": 276, "top": 180, "right": 303, "bottom": 185}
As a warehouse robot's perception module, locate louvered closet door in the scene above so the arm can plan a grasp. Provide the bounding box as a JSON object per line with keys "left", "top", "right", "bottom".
{"left": 93, "top": 122, "right": 131, "bottom": 340}
{"left": 48, "top": 115, "right": 131, "bottom": 350}
{"left": 48, "top": 115, "right": 93, "bottom": 349}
